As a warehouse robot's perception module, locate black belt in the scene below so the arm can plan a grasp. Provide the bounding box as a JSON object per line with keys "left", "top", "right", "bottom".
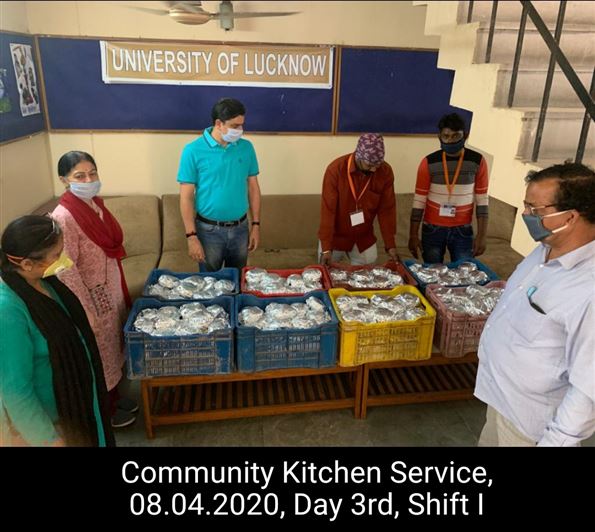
{"left": 197, "top": 213, "right": 247, "bottom": 227}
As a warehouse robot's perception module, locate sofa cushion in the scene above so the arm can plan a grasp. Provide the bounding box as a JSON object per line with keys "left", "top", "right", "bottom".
{"left": 122, "top": 253, "right": 161, "bottom": 300}
{"left": 247, "top": 248, "right": 318, "bottom": 269}
{"left": 483, "top": 196, "right": 517, "bottom": 241}
{"left": 104, "top": 196, "right": 161, "bottom": 257}
{"left": 158, "top": 250, "right": 199, "bottom": 272}
{"left": 160, "top": 194, "right": 202, "bottom": 272}
{"left": 161, "top": 194, "right": 188, "bottom": 253}
{"left": 103, "top": 196, "right": 161, "bottom": 301}
{"left": 480, "top": 237, "right": 523, "bottom": 280}
{"left": 258, "top": 195, "right": 321, "bottom": 249}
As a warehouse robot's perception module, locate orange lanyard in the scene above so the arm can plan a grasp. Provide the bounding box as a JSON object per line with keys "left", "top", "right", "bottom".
{"left": 442, "top": 149, "right": 465, "bottom": 198}
{"left": 347, "top": 154, "right": 372, "bottom": 209}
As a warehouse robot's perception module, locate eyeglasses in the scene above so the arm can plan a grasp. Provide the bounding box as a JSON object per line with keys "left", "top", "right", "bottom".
{"left": 523, "top": 202, "right": 558, "bottom": 216}
{"left": 527, "top": 286, "right": 546, "bottom": 315}
{"left": 31, "top": 216, "right": 60, "bottom": 256}
{"left": 42, "top": 217, "right": 59, "bottom": 242}
{"left": 439, "top": 131, "right": 464, "bottom": 143}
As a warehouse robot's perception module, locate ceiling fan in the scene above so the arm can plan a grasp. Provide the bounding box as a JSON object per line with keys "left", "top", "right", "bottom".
{"left": 126, "top": 1, "right": 299, "bottom": 31}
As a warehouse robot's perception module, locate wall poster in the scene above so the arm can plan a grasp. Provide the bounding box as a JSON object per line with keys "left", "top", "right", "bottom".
{"left": 10, "top": 43, "right": 40, "bottom": 116}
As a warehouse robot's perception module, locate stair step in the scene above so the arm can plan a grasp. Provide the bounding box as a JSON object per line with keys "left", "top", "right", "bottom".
{"left": 522, "top": 156, "right": 595, "bottom": 168}
{"left": 494, "top": 67, "right": 593, "bottom": 108}
{"left": 516, "top": 108, "right": 595, "bottom": 161}
{"left": 474, "top": 26, "right": 595, "bottom": 67}
{"left": 459, "top": 1, "right": 595, "bottom": 27}
{"left": 477, "top": 22, "right": 595, "bottom": 34}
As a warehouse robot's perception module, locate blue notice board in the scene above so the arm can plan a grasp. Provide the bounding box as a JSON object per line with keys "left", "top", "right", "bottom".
{"left": 0, "top": 32, "right": 45, "bottom": 143}
{"left": 338, "top": 48, "right": 473, "bottom": 134}
{"left": 37, "top": 37, "right": 334, "bottom": 132}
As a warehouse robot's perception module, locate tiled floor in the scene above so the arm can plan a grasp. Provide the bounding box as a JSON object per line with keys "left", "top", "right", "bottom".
{"left": 114, "top": 380, "right": 595, "bottom": 447}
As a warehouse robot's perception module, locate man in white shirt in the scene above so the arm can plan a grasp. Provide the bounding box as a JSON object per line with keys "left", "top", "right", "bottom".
{"left": 474, "top": 162, "right": 595, "bottom": 446}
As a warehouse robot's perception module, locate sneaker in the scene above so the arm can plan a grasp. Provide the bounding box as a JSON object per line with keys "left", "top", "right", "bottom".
{"left": 116, "top": 397, "right": 139, "bottom": 414}
{"left": 111, "top": 408, "right": 137, "bottom": 428}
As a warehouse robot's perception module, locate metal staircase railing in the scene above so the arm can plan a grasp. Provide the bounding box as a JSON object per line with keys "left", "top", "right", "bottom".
{"left": 467, "top": 0, "right": 595, "bottom": 164}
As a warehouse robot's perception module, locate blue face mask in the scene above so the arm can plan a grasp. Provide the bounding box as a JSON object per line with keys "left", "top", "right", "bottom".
{"left": 222, "top": 127, "right": 243, "bottom": 143}
{"left": 440, "top": 138, "right": 466, "bottom": 154}
{"left": 522, "top": 210, "right": 570, "bottom": 241}
{"left": 69, "top": 180, "right": 101, "bottom": 200}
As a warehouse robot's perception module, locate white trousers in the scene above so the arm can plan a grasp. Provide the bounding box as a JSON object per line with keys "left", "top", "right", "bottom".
{"left": 478, "top": 405, "right": 536, "bottom": 447}
{"left": 318, "top": 241, "right": 378, "bottom": 266}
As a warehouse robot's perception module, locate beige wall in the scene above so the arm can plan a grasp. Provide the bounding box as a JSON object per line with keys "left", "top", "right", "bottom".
{"left": 0, "top": 2, "right": 54, "bottom": 230}
{"left": 0, "top": 1, "right": 29, "bottom": 33}
{"left": 47, "top": 132, "right": 439, "bottom": 197}
{"left": 0, "top": 133, "right": 55, "bottom": 229}
{"left": 25, "top": 1, "right": 438, "bottom": 47}
{"left": 21, "top": 1, "right": 440, "bottom": 200}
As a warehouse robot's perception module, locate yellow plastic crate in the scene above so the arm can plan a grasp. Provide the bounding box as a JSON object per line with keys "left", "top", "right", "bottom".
{"left": 329, "top": 286, "right": 436, "bottom": 366}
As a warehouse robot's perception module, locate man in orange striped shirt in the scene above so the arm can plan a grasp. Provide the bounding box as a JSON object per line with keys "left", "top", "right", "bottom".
{"left": 408, "top": 113, "right": 489, "bottom": 263}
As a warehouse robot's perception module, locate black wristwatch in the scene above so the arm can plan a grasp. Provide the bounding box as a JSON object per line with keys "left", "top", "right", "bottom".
{"left": 251, "top": 221, "right": 260, "bottom": 226}
{"left": 185, "top": 231, "right": 197, "bottom": 238}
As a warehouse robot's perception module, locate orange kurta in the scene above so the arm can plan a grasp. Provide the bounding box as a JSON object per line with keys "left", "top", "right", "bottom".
{"left": 318, "top": 153, "right": 397, "bottom": 253}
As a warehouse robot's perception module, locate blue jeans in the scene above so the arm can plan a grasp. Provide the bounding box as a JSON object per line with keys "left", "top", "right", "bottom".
{"left": 421, "top": 223, "right": 473, "bottom": 264}
{"left": 196, "top": 218, "right": 249, "bottom": 272}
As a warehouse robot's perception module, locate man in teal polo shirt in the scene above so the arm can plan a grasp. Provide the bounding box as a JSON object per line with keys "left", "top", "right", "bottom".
{"left": 178, "top": 98, "right": 261, "bottom": 272}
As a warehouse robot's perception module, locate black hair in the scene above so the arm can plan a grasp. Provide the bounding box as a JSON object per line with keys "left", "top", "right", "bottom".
{"left": 211, "top": 98, "right": 246, "bottom": 124}
{"left": 0, "top": 215, "right": 61, "bottom": 273}
{"left": 57, "top": 151, "right": 97, "bottom": 178}
{"left": 438, "top": 113, "right": 467, "bottom": 133}
{"left": 525, "top": 161, "right": 595, "bottom": 223}
{"left": 0, "top": 215, "right": 115, "bottom": 447}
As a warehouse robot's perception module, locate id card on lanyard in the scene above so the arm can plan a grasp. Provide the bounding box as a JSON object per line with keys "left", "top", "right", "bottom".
{"left": 441, "top": 149, "right": 464, "bottom": 218}
{"left": 347, "top": 154, "right": 371, "bottom": 227}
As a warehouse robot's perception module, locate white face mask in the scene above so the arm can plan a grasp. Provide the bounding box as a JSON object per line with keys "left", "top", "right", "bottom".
{"left": 221, "top": 127, "right": 243, "bottom": 143}
{"left": 69, "top": 180, "right": 101, "bottom": 200}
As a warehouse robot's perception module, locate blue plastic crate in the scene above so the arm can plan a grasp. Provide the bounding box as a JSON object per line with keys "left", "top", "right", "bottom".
{"left": 403, "top": 258, "right": 499, "bottom": 294}
{"left": 124, "top": 296, "right": 235, "bottom": 378}
{"left": 235, "top": 292, "right": 339, "bottom": 372}
{"left": 142, "top": 268, "right": 239, "bottom": 300}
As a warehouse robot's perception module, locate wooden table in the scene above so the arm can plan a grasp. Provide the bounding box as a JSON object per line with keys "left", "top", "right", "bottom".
{"left": 140, "top": 353, "right": 478, "bottom": 438}
{"left": 359, "top": 352, "right": 479, "bottom": 418}
{"left": 141, "top": 365, "right": 364, "bottom": 438}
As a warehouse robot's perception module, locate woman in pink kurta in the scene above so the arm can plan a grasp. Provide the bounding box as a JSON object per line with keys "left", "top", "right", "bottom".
{"left": 52, "top": 151, "right": 138, "bottom": 428}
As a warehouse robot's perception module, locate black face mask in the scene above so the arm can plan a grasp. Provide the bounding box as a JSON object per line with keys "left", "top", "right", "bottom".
{"left": 440, "top": 138, "right": 466, "bottom": 154}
